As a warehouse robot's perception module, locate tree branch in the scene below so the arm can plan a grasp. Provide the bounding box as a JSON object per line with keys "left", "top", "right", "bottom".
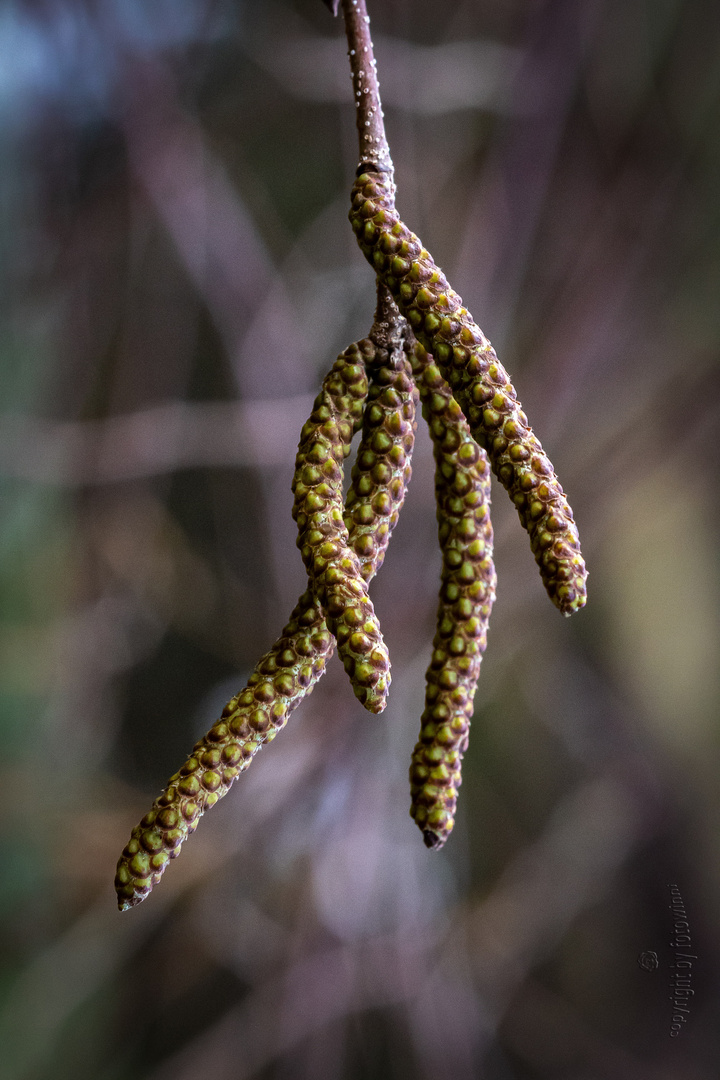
{"left": 340, "top": 0, "right": 392, "bottom": 174}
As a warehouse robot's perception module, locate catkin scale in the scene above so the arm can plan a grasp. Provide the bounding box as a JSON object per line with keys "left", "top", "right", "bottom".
{"left": 407, "top": 339, "right": 496, "bottom": 848}
{"left": 349, "top": 169, "right": 587, "bottom": 616}
{"left": 115, "top": 336, "right": 417, "bottom": 911}
{"left": 292, "top": 341, "right": 391, "bottom": 712}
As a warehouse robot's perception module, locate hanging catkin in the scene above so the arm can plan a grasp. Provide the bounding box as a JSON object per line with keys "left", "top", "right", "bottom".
{"left": 293, "top": 341, "right": 391, "bottom": 712}
{"left": 349, "top": 168, "right": 587, "bottom": 617}
{"left": 407, "top": 335, "right": 496, "bottom": 848}
{"left": 115, "top": 328, "right": 417, "bottom": 910}
{"left": 114, "top": 589, "right": 336, "bottom": 910}
{"left": 345, "top": 304, "right": 417, "bottom": 582}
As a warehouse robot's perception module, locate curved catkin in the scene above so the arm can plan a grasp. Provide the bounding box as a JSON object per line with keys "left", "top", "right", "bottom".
{"left": 349, "top": 168, "right": 587, "bottom": 616}
{"left": 293, "top": 341, "right": 391, "bottom": 712}
{"left": 116, "top": 333, "right": 418, "bottom": 910}
{"left": 115, "top": 589, "right": 334, "bottom": 910}
{"left": 407, "top": 340, "right": 496, "bottom": 848}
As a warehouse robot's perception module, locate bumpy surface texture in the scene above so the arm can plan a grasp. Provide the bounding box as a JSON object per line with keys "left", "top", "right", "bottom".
{"left": 349, "top": 169, "right": 587, "bottom": 616}
{"left": 115, "top": 589, "right": 335, "bottom": 910}
{"left": 116, "top": 333, "right": 418, "bottom": 910}
{"left": 293, "top": 341, "right": 390, "bottom": 711}
{"left": 345, "top": 353, "right": 417, "bottom": 583}
{"left": 407, "top": 338, "right": 496, "bottom": 848}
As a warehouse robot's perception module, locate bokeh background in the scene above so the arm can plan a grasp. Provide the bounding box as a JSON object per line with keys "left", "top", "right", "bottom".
{"left": 1, "top": 0, "right": 719, "bottom": 1077}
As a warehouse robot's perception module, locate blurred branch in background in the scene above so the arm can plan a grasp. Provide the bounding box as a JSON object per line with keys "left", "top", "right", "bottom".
{"left": 0, "top": 396, "right": 315, "bottom": 482}
{"left": 0, "top": 0, "right": 719, "bottom": 1079}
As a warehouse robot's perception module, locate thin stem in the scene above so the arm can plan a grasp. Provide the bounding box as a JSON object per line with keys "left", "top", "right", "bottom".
{"left": 370, "top": 282, "right": 404, "bottom": 368}
{"left": 341, "top": 0, "right": 393, "bottom": 175}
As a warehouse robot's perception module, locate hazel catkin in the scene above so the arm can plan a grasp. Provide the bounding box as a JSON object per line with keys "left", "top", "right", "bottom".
{"left": 292, "top": 341, "right": 391, "bottom": 712}
{"left": 345, "top": 343, "right": 417, "bottom": 581}
{"left": 349, "top": 168, "right": 587, "bottom": 617}
{"left": 115, "top": 588, "right": 334, "bottom": 910}
{"left": 406, "top": 336, "right": 496, "bottom": 848}
{"left": 116, "top": 328, "right": 418, "bottom": 910}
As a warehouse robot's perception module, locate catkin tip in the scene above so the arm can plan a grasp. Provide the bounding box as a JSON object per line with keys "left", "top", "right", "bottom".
{"left": 117, "top": 894, "right": 142, "bottom": 912}
{"left": 423, "top": 830, "right": 445, "bottom": 850}
{"left": 357, "top": 683, "right": 389, "bottom": 713}
{"left": 556, "top": 583, "right": 587, "bottom": 617}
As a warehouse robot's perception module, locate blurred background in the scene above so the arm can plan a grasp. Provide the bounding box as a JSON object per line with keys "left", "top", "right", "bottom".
{"left": 0, "top": 0, "right": 718, "bottom": 1077}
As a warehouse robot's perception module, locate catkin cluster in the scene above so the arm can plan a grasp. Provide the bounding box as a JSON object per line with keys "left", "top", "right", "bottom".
{"left": 115, "top": 128, "right": 588, "bottom": 910}
{"left": 115, "top": 326, "right": 418, "bottom": 909}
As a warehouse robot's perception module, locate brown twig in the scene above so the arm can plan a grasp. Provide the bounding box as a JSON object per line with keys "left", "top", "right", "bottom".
{"left": 370, "top": 283, "right": 405, "bottom": 366}
{"left": 340, "top": 0, "right": 392, "bottom": 174}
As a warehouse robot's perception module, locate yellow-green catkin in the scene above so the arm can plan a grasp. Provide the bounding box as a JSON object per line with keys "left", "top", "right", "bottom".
{"left": 116, "top": 330, "right": 418, "bottom": 911}
{"left": 115, "top": 589, "right": 335, "bottom": 910}
{"left": 293, "top": 341, "right": 391, "bottom": 711}
{"left": 349, "top": 169, "right": 587, "bottom": 617}
{"left": 345, "top": 327, "right": 417, "bottom": 582}
{"left": 406, "top": 337, "right": 496, "bottom": 848}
